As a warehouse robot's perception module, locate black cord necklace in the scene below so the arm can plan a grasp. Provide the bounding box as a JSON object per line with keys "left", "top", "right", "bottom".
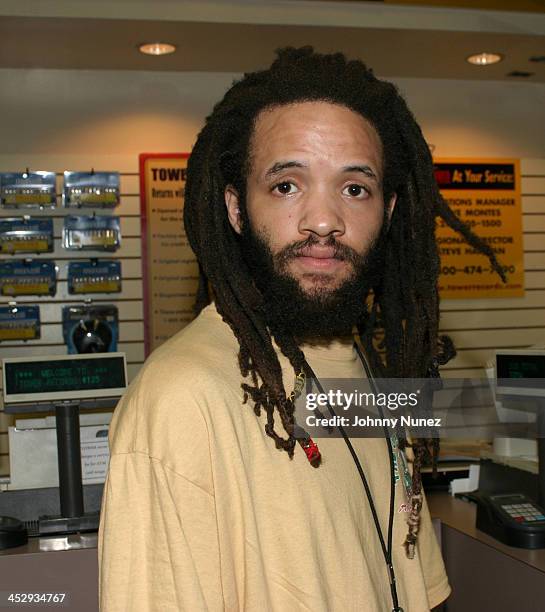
{"left": 301, "top": 341, "right": 404, "bottom": 612}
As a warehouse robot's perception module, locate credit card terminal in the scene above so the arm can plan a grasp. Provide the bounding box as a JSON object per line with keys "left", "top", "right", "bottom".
{"left": 475, "top": 492, "right": 545, "bottom": 549}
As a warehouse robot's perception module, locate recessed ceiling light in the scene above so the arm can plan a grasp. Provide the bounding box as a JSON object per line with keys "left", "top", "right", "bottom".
{"left": 139, "top": 42, "right": 177, "bottom": 56}
{"left": 466, "top": 52, "right": 503, "bottom": 66}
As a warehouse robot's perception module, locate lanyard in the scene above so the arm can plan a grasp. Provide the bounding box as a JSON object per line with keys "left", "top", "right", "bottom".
{"left": 301, "top": 341, "right": 404, "bottom": 612}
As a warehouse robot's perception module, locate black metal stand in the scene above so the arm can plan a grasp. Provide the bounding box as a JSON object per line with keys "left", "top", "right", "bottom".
{"left": 34, "top": 402, "right": 99, "bottom": 535}
{"left": 3, "top": 392, "right": 119, "bottom": 537}
{"left": 56, "top": 403, "right": 84, "bottom": 517}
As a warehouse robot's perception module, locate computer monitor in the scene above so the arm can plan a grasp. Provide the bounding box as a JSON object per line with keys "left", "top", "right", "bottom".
{"left": 495, "top": 350, "right": 545, "bottom": 399}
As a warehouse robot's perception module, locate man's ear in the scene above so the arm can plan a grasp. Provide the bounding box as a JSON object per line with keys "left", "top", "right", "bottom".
{"left": 386, "top": 192, "right": 397, "bottom": 226}
{"left": 224, "top": 185, "right": 242, "bottom": 234}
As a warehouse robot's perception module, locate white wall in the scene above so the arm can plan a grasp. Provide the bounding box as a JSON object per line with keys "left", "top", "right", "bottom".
{"left": 393, "top": 77, "right": 545, "bottom": 159}
{"left": 1, "top": 69, "right": 544, "bottom": 157}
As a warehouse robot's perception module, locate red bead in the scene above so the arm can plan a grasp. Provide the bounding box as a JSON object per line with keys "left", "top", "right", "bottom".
{"left": 302, "top": 438, "right": 321, "bottom": 464}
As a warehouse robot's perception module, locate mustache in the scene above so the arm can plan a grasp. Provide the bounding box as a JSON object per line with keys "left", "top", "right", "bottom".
{"left": 274, "top": 234, "right": 363, "bottom": 268}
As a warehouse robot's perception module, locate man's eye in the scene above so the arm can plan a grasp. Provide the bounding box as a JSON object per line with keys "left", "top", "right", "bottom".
{"left": 272, "top": 181, "right": 298, "bottom": 195}
{"left": 343, "top": 184, "right": 369, "bottom": 198}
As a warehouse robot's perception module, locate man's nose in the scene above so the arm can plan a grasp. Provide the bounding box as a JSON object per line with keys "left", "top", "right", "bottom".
{"left": 297, "top": 191, "right": 345, "bottom": 238}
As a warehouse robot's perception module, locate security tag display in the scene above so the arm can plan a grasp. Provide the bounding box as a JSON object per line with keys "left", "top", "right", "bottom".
{"left": 62, "top": 304, "right": 118, "bottom": 353}
{"left": 67, "top": 259, "right": 122, "bottom": 294}
{"left": 0, "top": 259, "right": 57, "bottom": 296}
{"left": 0, "top": 217, "right": 54, "bottom": 255}
{"left": 63, "top": 171, "right": 120, "bottom": 208}
{"left": 0, "top": 305, "right": 40, "bottom": 342}
{"left": 62, "top": 215, "right": 121, "bottom": 251}
{"left": 0, "top": 171, "right": 56, "bottom": 209}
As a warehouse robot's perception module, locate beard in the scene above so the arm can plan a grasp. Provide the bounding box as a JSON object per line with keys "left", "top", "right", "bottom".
{"left": 239, "top": 215, "right": 388, "bottom": 340}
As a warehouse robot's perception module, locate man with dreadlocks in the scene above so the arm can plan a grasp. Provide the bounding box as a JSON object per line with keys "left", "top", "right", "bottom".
{"left": 99, "top": 47, "right": 504, "bottom": 611}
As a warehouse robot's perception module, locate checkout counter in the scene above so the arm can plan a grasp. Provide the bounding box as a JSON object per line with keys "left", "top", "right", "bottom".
{"left": 0, "top": 532, "right": 99, "bottom": 611}
{"left": 1, "top": 350, "right": 545, "bottom": 611}
{"left": 428, "top": 492, "right": 545, "bottom": 611}
{"left": 0, "top": 354, "right": 124, "bottom": 610}
{"left": 1, "top": 491, "right": 545, "bottom": 612}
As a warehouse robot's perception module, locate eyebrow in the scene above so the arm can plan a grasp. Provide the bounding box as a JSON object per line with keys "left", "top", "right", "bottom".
{"left": 264, "top": 161, "right": 307, "bottom": 178}
{"left": 342, "top": 165, "right": 378, "bottom": 182}
{"left": 263, "top": 161, "right": 379, "bottom": 182}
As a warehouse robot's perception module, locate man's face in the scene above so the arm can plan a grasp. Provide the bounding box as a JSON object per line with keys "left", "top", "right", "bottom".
{"left": 224, "top": 101, "right": 396, "bottom": 336}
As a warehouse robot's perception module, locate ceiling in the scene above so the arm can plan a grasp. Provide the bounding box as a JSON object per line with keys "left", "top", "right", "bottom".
{"left": 0, "top": 1, "right": 543, "bottom": 81}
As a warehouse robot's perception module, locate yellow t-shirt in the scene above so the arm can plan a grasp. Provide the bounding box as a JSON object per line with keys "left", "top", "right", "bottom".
{"left": 98, "top": 302, "right": 450, "bottom": 611}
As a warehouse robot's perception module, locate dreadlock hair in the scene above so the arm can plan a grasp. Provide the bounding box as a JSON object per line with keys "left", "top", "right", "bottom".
{"left": 183, "top": 46, "right": 505, "bottom": 557}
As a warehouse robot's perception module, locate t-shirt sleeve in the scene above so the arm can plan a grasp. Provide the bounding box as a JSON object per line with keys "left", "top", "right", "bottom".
{"left": 403, "top": 440, "right": 451, "bottom": 609}
{"left": 417, "top": 491, "right": 451, "bottom": 609}
{"left": 98, "top": 451, "right": 223, "bottom": 611}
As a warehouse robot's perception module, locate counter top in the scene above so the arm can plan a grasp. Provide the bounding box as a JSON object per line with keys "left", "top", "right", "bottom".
{"left": 0, "top": 531, "right": 97, "bottom": 556}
